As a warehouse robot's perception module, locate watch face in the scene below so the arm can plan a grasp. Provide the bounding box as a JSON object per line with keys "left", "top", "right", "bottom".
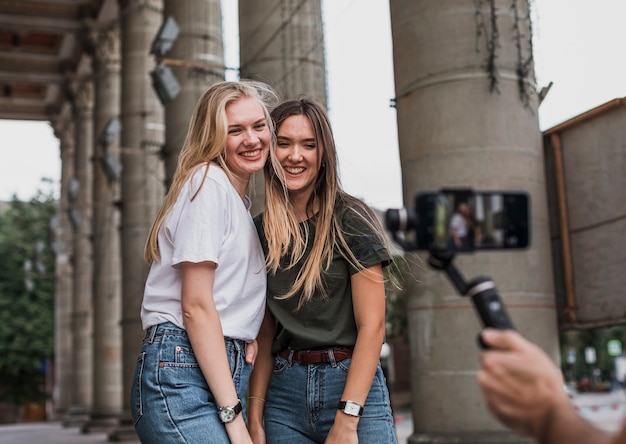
{"left": 338, "top": 400, "right": 364, "bottom": 417}
{"left": 344, "top": 402, "right": 361, "bottom": 416}
{"left": 218, "top": 401, "right": 242, "bottom": 423}
{"left": 219, "top": 407, "right": 236, "bottom": 423}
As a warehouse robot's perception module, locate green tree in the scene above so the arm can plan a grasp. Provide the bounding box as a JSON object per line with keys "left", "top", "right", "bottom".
{"left": 0, "top": 190, "right": 57, "bottom": 408}
{"left": 384, "top": 254, "right": 409, "bottom": 340}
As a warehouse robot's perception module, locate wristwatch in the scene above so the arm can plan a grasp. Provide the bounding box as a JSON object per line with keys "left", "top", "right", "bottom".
{"left": 337, "top": 400, "right": 364, "bottom": 417}
{"left": 218, "top": 400, "right": 242, "bottom": 424}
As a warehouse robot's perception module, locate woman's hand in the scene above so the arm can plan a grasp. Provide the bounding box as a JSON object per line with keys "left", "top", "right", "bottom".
{"left": 224, "top": 416, "right": 253, "bottom": 444}
{"left": 249, "top": 422, "right": 267, "bottom": 444}
{"left": 325, "top": 413, "right": 358, "bottom": 444}
{"left": 246, "top": 340, "right": 258, "bottom": 364}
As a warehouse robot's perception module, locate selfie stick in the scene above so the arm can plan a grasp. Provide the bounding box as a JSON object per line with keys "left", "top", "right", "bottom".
{"left": 427, "top": 250, "right": 516, "bottom": 335}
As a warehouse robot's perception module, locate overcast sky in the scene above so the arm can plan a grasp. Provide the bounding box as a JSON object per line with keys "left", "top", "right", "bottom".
{"left": 1, "top": 0, "right": 625, "bottom": 208}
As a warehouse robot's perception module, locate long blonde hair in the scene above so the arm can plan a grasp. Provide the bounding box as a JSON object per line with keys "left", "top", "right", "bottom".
{"left": 262, "top": 98, "right": 388, "bottom": 310}
{"left": 144, "top": 80, "right": 278, "bottom": 263}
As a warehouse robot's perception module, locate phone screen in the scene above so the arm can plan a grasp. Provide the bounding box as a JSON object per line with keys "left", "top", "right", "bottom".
{"left": 415, "top": 190, "right": 530, "bottom": 252}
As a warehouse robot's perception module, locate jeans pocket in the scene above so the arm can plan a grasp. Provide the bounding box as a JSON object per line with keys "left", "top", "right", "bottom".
{"left": 337, "top": 357, "right": 352, "bottom": 373}
{"left": 130, "top": 352, "right": 146, "bottom": 426}
{"left": 272, "top": 356, "right": 290, "bottom": 375}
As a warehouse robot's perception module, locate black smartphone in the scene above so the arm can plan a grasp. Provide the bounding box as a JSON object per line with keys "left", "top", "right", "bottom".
{"left": 415, "top": 189, "right": 530, "bottom": 252}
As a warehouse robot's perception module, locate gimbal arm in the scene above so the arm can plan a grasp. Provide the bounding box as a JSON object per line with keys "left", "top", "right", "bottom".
{"left": 428, "top": 250, "right": 515, "bottom": 332}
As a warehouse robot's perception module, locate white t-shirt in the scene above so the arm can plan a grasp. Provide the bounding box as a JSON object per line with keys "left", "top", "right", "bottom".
{"left": 141, "top": 163, "right": 266, "bottom": 342}
{"left": 449, "top": 212, "right": 468, "bottom": 238}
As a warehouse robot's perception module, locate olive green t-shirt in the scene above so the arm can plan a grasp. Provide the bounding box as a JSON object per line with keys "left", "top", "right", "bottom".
{"left": 254, "top": 203, "right": 391, "bottom": 353}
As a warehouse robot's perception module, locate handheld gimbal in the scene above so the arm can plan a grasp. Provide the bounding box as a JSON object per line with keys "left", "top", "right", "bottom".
{"left": 385, "top": 206, "right": 516, "bottom": 346}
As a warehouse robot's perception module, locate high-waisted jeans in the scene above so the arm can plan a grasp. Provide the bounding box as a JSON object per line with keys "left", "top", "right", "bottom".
{"left": 130, "top": 322, "right": 251, "bottom": 443}
{"left": 264, "top": 353, "right": 397, "bottom": 443}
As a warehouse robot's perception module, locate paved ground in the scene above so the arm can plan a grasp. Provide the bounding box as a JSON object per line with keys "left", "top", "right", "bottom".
{"left": 0, "top": 410, "right": 412, "bottom": 444}
{"left": 394, "top": 407, "right": 413, "bottom": 443}
{"left": 574, "top": 390, "right": 626, "bottom": 433}
{"left": 393, "top": 391, "right": 626, "bottom": 442}
{"left": 0, "top": 422, "right": 112, "bottom": 444}
{"left": 0, "top": 393, "right": 622, "bottom": 443}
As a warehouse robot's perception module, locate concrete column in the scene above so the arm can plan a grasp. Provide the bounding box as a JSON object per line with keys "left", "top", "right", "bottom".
{"left": 161, "top": 0, "right": 224, "bottom": 188}
{"left": 238, "top": 0, "right": 326, "bottom": 102}
{"left": 65, "top": 76, "right": 96, "bottom": 427}
{"left": 389, "top": 1, "right": 558, "bottom": 442}
{"left": 83, "top": 21, "right": 123, "bottom": 432}
{"left": 111, "top": 0, "right": 165, "bottom": 439}
{"left": 238, "top": 0, "right": 327, "bottom": 214}
{"left": 50, "top": 104, "right": 75, "bottom": 420}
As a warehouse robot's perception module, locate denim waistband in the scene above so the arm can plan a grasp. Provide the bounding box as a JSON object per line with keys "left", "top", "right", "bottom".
{"left": 144, "top": 322, "right": 247, "bottom": 350}
{"left": 144, "top": 322, "right": 183, "bottom": 343}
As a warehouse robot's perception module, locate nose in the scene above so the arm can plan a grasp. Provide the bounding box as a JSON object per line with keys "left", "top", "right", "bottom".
{"left": 287, "top": 145, "right": 303, "bottom": 161}
{"left": 243, "top": 128, "right": 259, "bottom": 147}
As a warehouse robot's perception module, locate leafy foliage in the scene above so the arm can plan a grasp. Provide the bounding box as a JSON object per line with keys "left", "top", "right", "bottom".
{"left": 560, "top": 325, "right": 626, "bottom": 386}
{"left": 0, "top": 191, "right": 57, "bottom": 405}
{"left": 384, "top": 255, "right": 409, "bottom": 340}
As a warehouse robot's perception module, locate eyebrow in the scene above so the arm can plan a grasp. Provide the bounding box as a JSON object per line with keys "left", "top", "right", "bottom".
{"left": 228, "top": 117, "right": 266, "bottom": 128}
{"left": 276, "top": 135, "right": 316, "bottom": 143}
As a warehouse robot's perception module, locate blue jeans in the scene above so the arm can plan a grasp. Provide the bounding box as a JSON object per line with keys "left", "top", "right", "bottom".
{"left": 130, "top": 322, "right": 252, "bottom": 443}
{"left": 264, "top": 354, "right": 397, "bottom": 443}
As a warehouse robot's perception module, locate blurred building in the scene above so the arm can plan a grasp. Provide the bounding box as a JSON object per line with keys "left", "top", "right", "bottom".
{"left": 544, "top": 98, "right": 626, "bottom": 328}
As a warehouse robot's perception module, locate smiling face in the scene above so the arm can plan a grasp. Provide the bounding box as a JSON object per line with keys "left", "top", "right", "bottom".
{"left": 224, "top": 96, "right": 271, "bottom": 182}
{"left": 275, "top": 114, "right": 322, "bottom": 203}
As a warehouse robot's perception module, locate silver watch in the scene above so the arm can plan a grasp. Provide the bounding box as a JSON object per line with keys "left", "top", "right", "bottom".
{"left": 337, "top": 400, "right": 364, "bottom": 417}
{"left": 218, "top": 400, "right": 242, "bottom": 424}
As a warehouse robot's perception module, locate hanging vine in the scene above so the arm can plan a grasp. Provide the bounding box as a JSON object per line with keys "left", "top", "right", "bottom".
{"left": 474, "top": 0, "right": 501, "bottom": 94}
{"left": 511, "top": 0, "right": 535, "bottom": 108}
{"left": 475, "top": 0, "right": 535, "bottom": 109}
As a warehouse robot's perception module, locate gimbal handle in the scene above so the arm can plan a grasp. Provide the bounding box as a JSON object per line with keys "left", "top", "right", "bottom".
{"left": 428, "top": 250, "right": 515, "bottom": 332}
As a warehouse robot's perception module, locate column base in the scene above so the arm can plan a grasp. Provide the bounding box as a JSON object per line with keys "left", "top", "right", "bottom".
{"left": 108, "top": 425, "right": 140, "bottom": 442}
{"left": 62, "top": 405, "right": 89, "bottom": 428}
{"left": 81, "top": 412, "right": 120, "bottom": 434}
{"left": 108, "top": 414, "right": 139, "bottom": 442}
{"left": 409, "top": 431, "right": 536, "bottom": 444}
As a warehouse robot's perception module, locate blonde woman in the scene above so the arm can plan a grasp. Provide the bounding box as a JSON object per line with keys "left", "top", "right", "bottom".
{"left": 130, "top": 80, "right": 277, "bottom": 443}
{"left": 249, "top": 98, "right": 396, "bottom": 443}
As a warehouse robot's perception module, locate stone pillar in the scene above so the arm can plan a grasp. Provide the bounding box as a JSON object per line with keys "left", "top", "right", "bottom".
{"left": 110, "top": 0, "right": 165, "bottom": 439}
{"left": 389, "top": 1, "right": 558, "bottom": 442}
{"left": 50, "top": 104, "right": 75, "bottom": 421}
{"left": 65, "top": 76, "right": 96, "bottom": 427}
{"left": 83, "top": 21, "right": 123, "bottom": 432}
{"left": 238, "top": 0, "right": 326, "bottom": 102}
{"left": 238, "top": 0, "right": 327, "bottom": 214}
{"left": 161, "top": 0, "right": 224, "bottom": 188}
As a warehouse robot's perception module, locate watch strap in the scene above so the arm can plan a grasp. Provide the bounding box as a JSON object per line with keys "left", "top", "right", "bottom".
{"left": 337, "top": 400, "right": 364, "bottom": 417}
{"left": 218, "top": 400, "right": 242, "bottom": 423}
{"left": 232, "top": 400, "right": 242, "bottom": 415}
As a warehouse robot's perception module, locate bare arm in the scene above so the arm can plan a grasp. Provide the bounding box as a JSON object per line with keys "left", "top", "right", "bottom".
{"left": 326, "top": 264, "right": 387, "bottom": 444}
{"left": 248, "top": 308, "right": 277, "bottom": 444}
{"left": 477, "top": 329, "right": 616, "bottom": 444}
{"left": 181, "top": 261, "right": 252, "bottom": 444}
{"left": 613, "top": 420, "right": 626, "bottom": 444}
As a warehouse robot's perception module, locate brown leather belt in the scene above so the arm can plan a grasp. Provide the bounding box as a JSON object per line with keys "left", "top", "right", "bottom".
{"left": 278, "top": 347, "right": 354, "bottom": 364}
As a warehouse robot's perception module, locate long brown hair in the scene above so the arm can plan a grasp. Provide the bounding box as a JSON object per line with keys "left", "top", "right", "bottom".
{"left": 262, "top": 98, "right": 387, "bottom": 310}
{"left": 144, "top": 80, "right": 278, "bottom": 263}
